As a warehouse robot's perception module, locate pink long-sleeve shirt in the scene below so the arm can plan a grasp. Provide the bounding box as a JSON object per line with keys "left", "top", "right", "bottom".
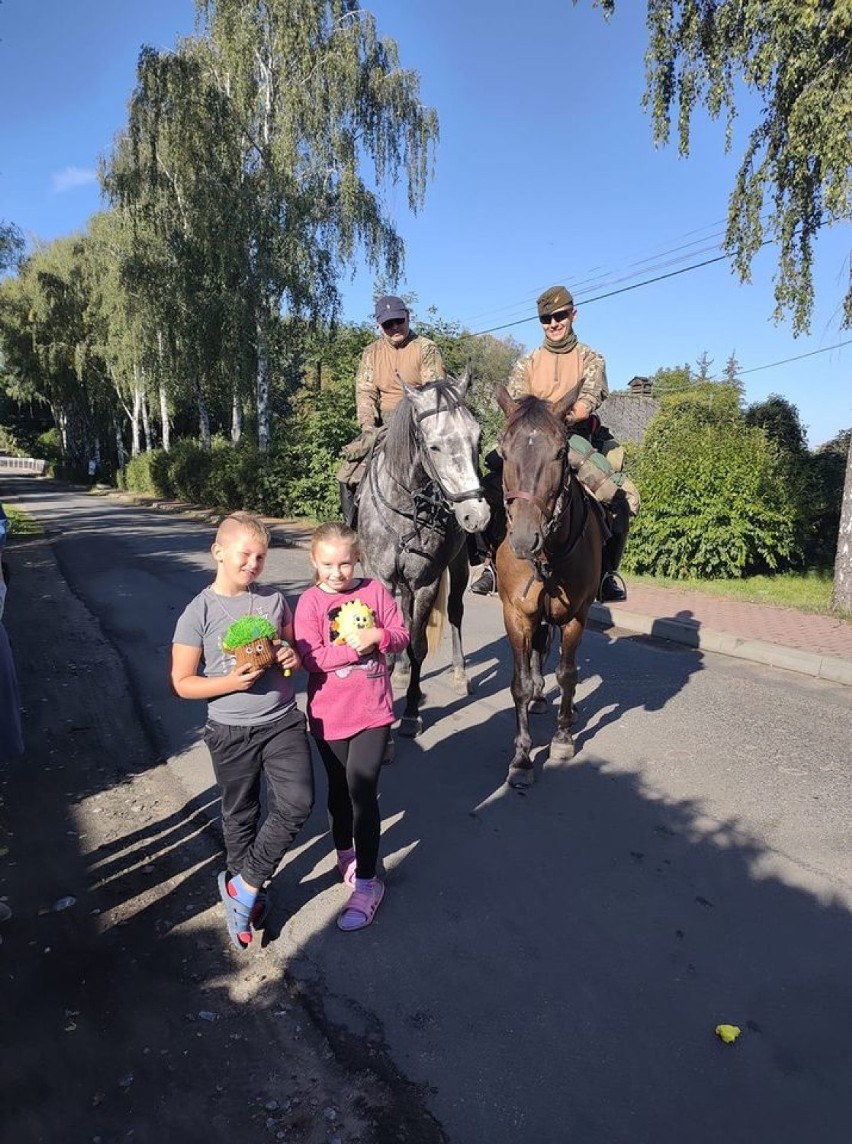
{"left": 294, "top": 578, "right": 409, "bottom": 741}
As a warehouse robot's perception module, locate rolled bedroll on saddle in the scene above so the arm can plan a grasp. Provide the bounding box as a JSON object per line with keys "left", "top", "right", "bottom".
{"left": 567, "top": 434, "right": 640, "bottom": 516}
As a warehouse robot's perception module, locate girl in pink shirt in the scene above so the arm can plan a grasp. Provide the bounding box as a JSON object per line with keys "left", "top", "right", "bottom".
{"left": 294, "top": 523, "right": 409, "bottom": 931}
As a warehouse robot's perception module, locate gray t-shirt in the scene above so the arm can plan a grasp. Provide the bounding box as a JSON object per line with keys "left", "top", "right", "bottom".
{"left": 173, "top": 584, "right": 296, "bottom": 727}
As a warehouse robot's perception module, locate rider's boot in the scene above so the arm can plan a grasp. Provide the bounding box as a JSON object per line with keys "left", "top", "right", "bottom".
{"left": 470, "top": 560, "right": 496, "bottom": 595}
{"left": 339, "top": 482, "right": 358, "bottom": 528}
{"left": 599, "top": 527, "right": 628, "bottom": 602}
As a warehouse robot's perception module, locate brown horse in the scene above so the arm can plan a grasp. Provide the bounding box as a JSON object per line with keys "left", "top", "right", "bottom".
{"left": 494, "top": 385, "right": 604, "bottom": 788}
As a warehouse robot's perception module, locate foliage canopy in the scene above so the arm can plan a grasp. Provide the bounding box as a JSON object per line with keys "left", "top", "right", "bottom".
{"left": 581, "top": 0, "right": 852, "bottom": 333}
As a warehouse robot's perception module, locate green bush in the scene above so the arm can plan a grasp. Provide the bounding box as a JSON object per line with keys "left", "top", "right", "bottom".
{"left": 264, "top": 376, "right": 357, "bottom": 520}
{"left": 207, "top": 438, "right": 269, "bottom": 512}
{"left": 34, "top": 428, "right": 63, "bottom": 468}
{"left": 167, "top": 439, "right": 215, "bottom": 503}
{"left": 624, "top": 392, "right": 801, "bottom": 579}
{"left": 801, "top": 449, "right": 847, "bottom": 570}
{"left": 118, "top": 449, "right": 173, "bottom": 496}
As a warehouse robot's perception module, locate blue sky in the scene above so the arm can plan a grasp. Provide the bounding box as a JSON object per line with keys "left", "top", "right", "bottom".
{"left": 1, "top": 0, "right": 849, "bottom": 446}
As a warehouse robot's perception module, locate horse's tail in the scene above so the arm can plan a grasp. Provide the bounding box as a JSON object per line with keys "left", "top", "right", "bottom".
{"left": 426, "top": 569, "right": 448, "bottom": 657}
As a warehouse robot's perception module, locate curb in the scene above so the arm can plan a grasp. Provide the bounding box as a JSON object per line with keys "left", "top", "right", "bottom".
{"left": 589, "top": 603, "right": 852, "bottom": 687}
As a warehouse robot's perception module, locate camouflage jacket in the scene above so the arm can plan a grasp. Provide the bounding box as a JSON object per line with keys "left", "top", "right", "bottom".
{"left": 355, "top": 333, "right": 446, "bottom": 430}
{"left": 507, "top": 341, "right": 608, "bottom": 413}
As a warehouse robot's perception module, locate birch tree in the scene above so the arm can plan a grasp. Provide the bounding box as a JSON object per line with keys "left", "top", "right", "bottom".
{"left": 158, "top": 1, "right": 437, "bottom": 451}
{"left": 103, "top": 46, "right": 245, "bottom": 450}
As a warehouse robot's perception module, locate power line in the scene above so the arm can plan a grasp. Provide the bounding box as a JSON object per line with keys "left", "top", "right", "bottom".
{"left": 633, "top": 340, "right": 850, "bottom": 395}
{"left": 459, "top": 221, "right": 732, "bottom": 328}
{"left": 470, "top": 252, "right": 732, "bottom": 336}
{"left": 738, "top": 339, "right": 851, "bottom": 375}
{"left": 463, "top": 210, "right": 822, "bottom": 336}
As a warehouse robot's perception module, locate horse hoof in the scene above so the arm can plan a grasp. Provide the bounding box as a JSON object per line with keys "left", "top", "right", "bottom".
{"left": 528, "top": 698, "right": 548, "bottom": 715}
{"left": 507, "top": 765, "right": 535, "bottom": 789}
{"left": 545, "top": 739, "right": 576, "bottom": 766}
{"left": 398, "top": 716, "right": 423, "bottom": 738}
{"left": 453, "top": 674, "right": 471, "bottom": 696}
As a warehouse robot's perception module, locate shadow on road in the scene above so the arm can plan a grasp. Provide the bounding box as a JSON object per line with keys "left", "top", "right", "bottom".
{"left": 278, "top": 695, "right": 851, "bottom": 1143}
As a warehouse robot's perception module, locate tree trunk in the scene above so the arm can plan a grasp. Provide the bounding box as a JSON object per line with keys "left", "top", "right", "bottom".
{"left": 157, "top": 330, "right": 172, "bottom": 453}
{"left": 256, "top": 316, "right": 271, "bottom": 454}
{"left": 114, "top": 416, "right": 126, "bottom": 471}
{"left": 141, "top": 383, "right": 152, "bottom": 452}
{"left": 193, "top": 377, "right": 212, "bottom": 450}
{"left": 131, "top": 368, "right": 142, "bottom": 457}
{"left": 831, "top": 439, "right": 852, "bottom": 611}
{"left": 159, "top": 383, "right": 171, "bottom": 453}
{"left": 231, "top": 386, "right": 243, "bottom": 444}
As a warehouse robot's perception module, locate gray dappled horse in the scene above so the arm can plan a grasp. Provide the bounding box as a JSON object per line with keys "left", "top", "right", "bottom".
{"left": 494, "top": 385, "right": 604, "bottom": 788}
{"left": 357, "top": 369, "right": 490, "bottom": 736}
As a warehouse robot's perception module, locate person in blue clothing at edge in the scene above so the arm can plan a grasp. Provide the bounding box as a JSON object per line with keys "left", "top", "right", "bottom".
{"left": 471, "top": 284, "right": 638, "bottom": 602}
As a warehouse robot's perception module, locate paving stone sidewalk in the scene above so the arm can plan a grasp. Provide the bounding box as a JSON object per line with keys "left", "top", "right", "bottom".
{"left": 590, "top": 581, "right": 852, "bottom": 686}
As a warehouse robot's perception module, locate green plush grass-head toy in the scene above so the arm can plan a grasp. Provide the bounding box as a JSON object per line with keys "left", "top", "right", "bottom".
{"left": 222, "top": 615, "right": 277, "bottom": 670}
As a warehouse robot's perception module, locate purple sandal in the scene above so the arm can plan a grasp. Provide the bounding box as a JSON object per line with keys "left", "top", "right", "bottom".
{"left": 337, "top": 854, "right": 357, "bottom": 887}
{"left": 337, "top": 879, "right": 385, "bottom": 932}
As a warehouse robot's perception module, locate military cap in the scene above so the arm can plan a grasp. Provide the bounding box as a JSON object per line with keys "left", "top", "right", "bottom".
{"left": 536, "top": 284, "right": 575, "bottom": 317}
{"left": 374, "top": 295, "right": 408, "bottom": 322}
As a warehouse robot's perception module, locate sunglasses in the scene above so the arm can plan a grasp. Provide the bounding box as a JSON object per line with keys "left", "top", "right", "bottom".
{"left": 381, "top": 317, "right": 407, "bottom": 331}
{"left": 539, "top": 309, "right": 572, "bottom": 325}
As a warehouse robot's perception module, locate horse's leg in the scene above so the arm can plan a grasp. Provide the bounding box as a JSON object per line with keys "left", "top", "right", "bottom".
{"left": 447, "top": 546, "right": 470, "bottom": 695}
{"left": 503, "top": 612, "right": 537, "bottom": 788}
{"left": 391, "top": 582, "right": 414, "bottom": 684}
{"left": 528, "top": 621, "right": 552, "bottom": 714}
{"left": 398, "top": 585, "right": 437, "bottom": 737}
{"left": 546, "top": 616, "right": 586, "bottom": 766}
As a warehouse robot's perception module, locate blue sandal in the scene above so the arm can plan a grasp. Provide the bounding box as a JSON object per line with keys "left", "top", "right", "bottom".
{"left": 250, "top": 891, "right": 270, "bottom": 930}
{"left": 218, "top": 871, "right": 253, "bottom": 950}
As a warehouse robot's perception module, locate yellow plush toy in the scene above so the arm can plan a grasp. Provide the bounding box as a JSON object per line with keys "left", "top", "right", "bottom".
{"left": 332, "top": 599, "right": 376, "bottom": 645}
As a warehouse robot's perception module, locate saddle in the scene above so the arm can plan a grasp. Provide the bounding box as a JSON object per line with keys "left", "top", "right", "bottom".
{"left": 336, "top": 426, "right": 387, "bottom": 486}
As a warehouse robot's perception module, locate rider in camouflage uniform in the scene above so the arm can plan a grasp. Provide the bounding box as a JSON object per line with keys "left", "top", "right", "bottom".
{"left": 472, "top": 284, "right": 637, "bottom": 602}
{"left": 337, "top": 295, "right": 446, "bottom": 525}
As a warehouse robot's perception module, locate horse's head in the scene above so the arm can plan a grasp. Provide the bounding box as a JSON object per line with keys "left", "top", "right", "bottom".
{"left": 496, "top": 384, "right": 572, "bottom": 559}
{"left": 402, "top": 366, "right": 490, "bottom": 533}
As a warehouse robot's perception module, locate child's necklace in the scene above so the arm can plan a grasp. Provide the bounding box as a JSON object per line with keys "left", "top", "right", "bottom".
{"left": 212, "top": 585, "right": 254, "bottom": 625}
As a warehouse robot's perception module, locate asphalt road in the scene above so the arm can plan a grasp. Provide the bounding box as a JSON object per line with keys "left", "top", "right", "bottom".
{"left": 5, "top": 475, "right": 852, "bottom": 1144}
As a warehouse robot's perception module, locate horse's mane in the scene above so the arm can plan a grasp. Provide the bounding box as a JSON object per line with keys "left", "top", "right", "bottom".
{"left": 382, "top": 377, "right": 461, "bottom": 477}
{"left": 503, "top": 394, "right": 563, "bottom": 441}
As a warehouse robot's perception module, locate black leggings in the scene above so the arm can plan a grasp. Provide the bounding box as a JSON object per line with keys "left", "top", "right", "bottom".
{"left": 315, "top": 725, "right": 389, "bottom": 880}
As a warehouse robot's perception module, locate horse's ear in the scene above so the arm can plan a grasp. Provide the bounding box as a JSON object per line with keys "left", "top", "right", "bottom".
{"left": 495, "top": 384, "right": 517, "bottom": 418}
{"left": 397, "top": 372, "right": 418, "bottom": 400}
{"left": 456, "top": 361, "right": 473, "bottom": 397}
{"left": 550, "top": 392, "right": 574, "bottom": 423}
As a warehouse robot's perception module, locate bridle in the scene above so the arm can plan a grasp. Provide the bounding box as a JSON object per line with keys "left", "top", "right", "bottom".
{"left": 366, "top": 381, "right": 484, "bottom": 565}
{"left": 502, "top": 441, "right": 569, "bottom": 544}
{"left": 410, "top": 382, "right": 484, "bottom": 506}
{"left": 502, "top": 433, "right": 590, "bottom": 600}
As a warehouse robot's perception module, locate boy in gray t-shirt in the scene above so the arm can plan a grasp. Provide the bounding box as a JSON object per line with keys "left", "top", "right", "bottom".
{"left": 172, "top": 512, "right": 313, "bottom": 950}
